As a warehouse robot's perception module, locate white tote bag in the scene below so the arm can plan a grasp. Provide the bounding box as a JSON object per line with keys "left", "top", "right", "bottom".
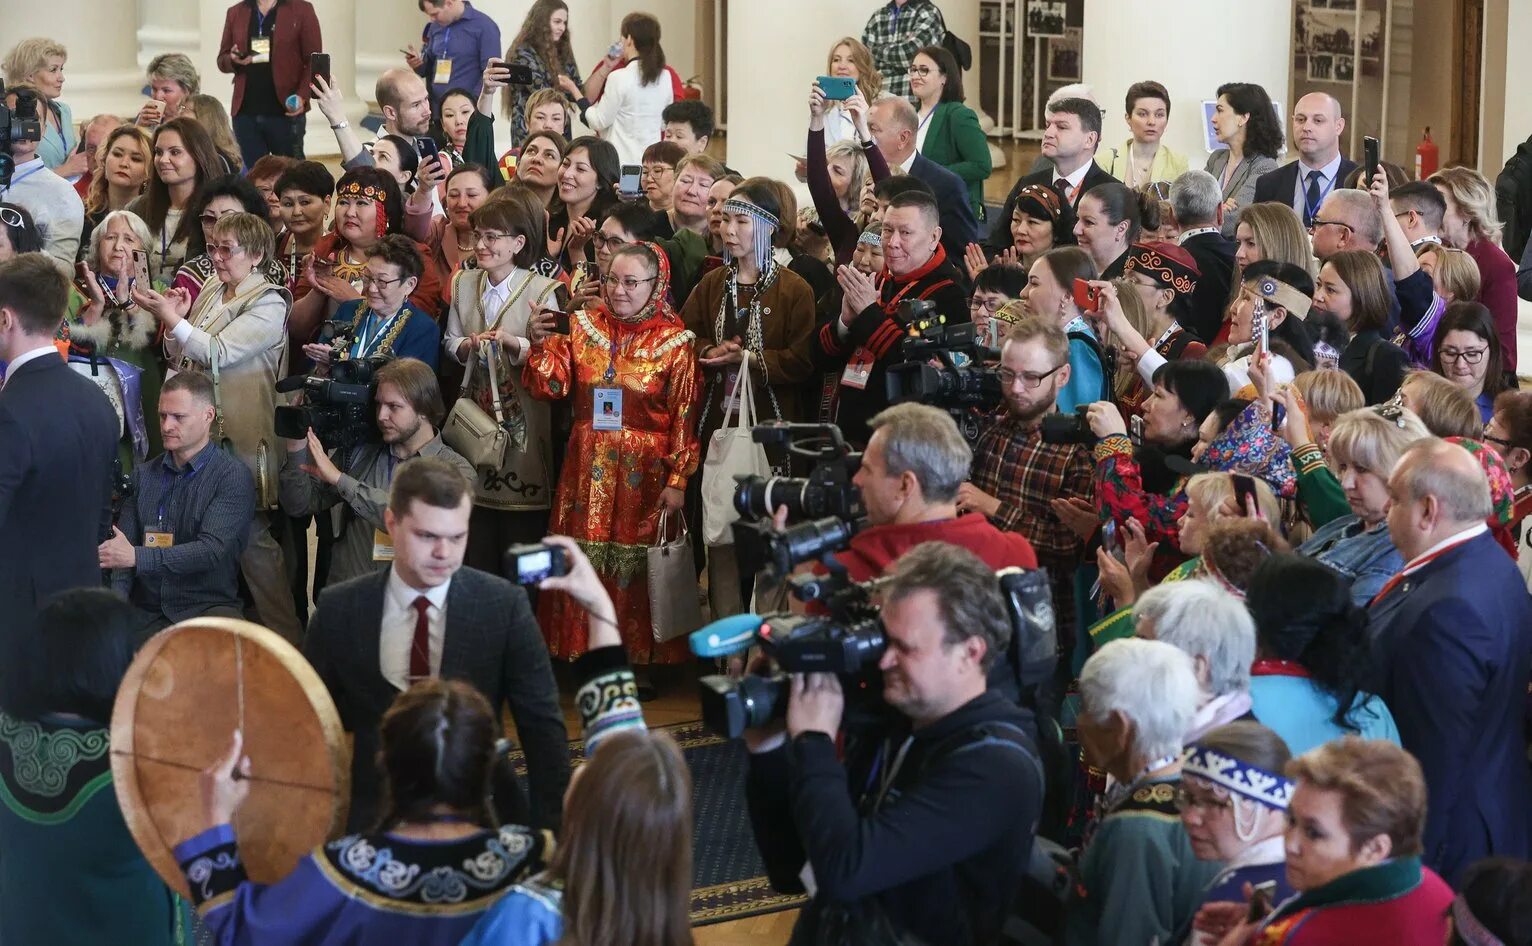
{"left": 701, "top": 351, "right": 772, "bottom": 547}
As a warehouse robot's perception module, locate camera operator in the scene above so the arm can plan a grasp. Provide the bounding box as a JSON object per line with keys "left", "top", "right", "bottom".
{"left": 838, "top": 403, "right": 1037, "bottom": 580}
{"left": 744, "top": 541, "right": 1044, "bottom": 946}
{"left": 816, "top": 189, "right": 967, "bottom": 447}
{"left": 1, "top": 83, "right": 84, "bottom": 270}
{"left": 280, "top": 357, "right": 474, "bottom": 590}
{"left": 957, "top": 317, "right": 1094, "bottom": 650}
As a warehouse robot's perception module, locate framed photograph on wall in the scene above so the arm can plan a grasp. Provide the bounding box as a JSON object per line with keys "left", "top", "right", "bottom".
{"left": 1047, "top": 28, "right": 1081, "bottom": 82}
{"left": 1025, "top": 0, "right": 1068, "bottom": 39}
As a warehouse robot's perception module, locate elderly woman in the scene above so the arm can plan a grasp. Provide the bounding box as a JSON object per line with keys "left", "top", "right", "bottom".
{"left": 131, "top": 211, "right": 300, "bottom": 641}
{"left": 1179, "top": 722, "right": 1295, "bottom": 946}
{"left": 173, "top": 174, "right": 286, "bottom": 298}
{"left": 1223, "top": 739, "right": 1453, "bottom": 945}
{"left": 1069, "top": 637, "right": 1221, "bottom": 946}
{"left": 1, "top": 38, "right": 79, "bottom": 174}
{"left": 0, "top": 590, "right": 190, "bottom": 946}
{"left": 1245, "top": 553, "right": 1399, "bottom": 755}
{"left": 1293, "top": 406, "right": 1430, "bottom": 606}
{"left": 1396, "top": 370, "right": 1482, "bottom": 439}
{"left": 1134, "top": 579, "right": 1257, "bottom": 742}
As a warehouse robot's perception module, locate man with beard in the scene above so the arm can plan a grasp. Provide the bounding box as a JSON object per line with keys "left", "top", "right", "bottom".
{"left": 280, "top": 356, "right": 474, "bottom": 590}
{"left": 957, "top": 315, "right": 1095, "bottom": 650}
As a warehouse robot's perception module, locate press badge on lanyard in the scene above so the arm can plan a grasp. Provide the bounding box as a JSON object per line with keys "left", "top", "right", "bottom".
{"left": 372, "top": 529, "right": 396, "bottom": 562}
{"left": 434, "top": 57, "right": 454, "bottom": 84}
{"left": 249, "top": 36, "right": 272, "bottom": 64}
{"left": 840, "top": 347, "right": 874, "bottom": 390}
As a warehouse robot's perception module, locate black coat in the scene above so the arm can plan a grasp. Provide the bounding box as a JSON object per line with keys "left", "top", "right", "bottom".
{"left": 0, "top": 352, "right": 119, "bottom": 627}
{"left": 303, "top": 566, "right": 572, "bottom": 833}
{"left": 909, "top": 153, "right": 980, "bottom": 279}
{"left": 1175, "top": 230, "right": 1238, "bottom": 342}
{"left": 987, "top": 162, "right": 1118, "bottom": 254}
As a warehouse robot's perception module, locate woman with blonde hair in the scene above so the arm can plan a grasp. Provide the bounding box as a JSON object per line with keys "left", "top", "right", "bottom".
{"left": 1, "top": 37, "right": 79, "bottom": 173}
{"left": 1397, "top": 370, "right": 1482, "bottom": 438}
{"left": 1232, "top": 201, "right": 1313, "bottom": 281}
{"left": 821, "top": 37, "right": 882, "bottom": 146}
{"left": 185, "top": 92, "right": 242, "bottom": 174}
{"left": 1287, "top": 368, "right": 1364, "bottom": 454}
{"left": 1429, "top": 165, "right": 1518, "bottom": 374}
{"left": 82, "top": 124, "right": 152, "bottom": 244}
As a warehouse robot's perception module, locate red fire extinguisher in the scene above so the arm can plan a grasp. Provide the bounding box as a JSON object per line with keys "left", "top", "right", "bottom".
{"left": 1415, "top": 127, "right": 1439, "bottom": 180}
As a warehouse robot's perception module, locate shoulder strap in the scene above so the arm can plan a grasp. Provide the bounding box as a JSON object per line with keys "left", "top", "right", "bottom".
{"left": 1363, "top": 336, "right": 1383, "bottom": 377}
{"left": 1068, "top": 329, "right": 1115, "bottom": 400}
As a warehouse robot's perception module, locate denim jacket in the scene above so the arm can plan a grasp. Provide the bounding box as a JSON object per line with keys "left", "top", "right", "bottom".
{"left": 1297, "top": 515, "right": 1403, "bottom": 607}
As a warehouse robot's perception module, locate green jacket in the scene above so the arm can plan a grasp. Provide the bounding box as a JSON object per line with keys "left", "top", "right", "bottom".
{"left": 919, "top": 100, "right": 992, "bottom": 218}
{"left": 1293, "top": 441, "right": 1351, "bottom": 529}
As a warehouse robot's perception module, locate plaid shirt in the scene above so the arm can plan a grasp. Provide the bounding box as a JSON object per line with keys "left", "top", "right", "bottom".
{"left": 861, "top": 0, "right": 947, "bottom": 99}
{"left": 971, "top": 411, "right": 1094, "bottom": 646}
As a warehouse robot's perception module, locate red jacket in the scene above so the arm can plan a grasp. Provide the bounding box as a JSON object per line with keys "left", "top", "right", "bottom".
{"left": 217, "top": 0, "right": 324, "bottom": 116}
{"left": 837, "top": 514, "right": 1038, "bottom": 583}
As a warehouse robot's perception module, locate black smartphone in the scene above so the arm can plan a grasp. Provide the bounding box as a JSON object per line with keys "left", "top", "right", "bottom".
{"left": 1363, "top": 135, "right": 1380, "bottom": 185}
{"left": 548, "top": 309, "right": 571, "bottom": 335}
{"left": 1233, "top": 473, "right": 1259, "bottom": 517}
{"left": 73, "top": 261, "right": 94, "bottom": 298}
{"left": 618, "top": 164, "right": 642, "bottom": 200}
{"left": 415, "top": 136, "right": 441, "bottom": 162}
{"left": 310, "top": 52, "right": 332, "bottom": 87}
{"left": 504, "top": 543, "right": 569, "bottom": 585}
{"left": 505, "top": 63, "right": 535, "bottom": 86}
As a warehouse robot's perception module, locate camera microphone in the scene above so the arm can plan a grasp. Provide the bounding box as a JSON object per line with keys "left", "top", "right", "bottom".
{"left": 274, "top": 374, "right": 310, "bottom": 394}
{"left": 689, "top": 613, "right": 764, "bottom": 659}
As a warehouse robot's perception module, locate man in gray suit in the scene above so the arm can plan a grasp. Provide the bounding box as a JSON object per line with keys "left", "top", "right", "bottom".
{"left": 303, "top": 456, "right": 570, "bottom": 832}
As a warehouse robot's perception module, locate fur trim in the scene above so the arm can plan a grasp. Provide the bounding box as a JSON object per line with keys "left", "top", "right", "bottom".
{"left": 69, "top": 306, "right": 158, "bottom": 353}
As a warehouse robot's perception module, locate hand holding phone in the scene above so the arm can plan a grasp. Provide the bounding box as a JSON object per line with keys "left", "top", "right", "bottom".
{"left": 1232, "top": 473, "right": 1260, "bottom": 519}
{"left": 310, "top": 52, "right": 332, "bottom": 87}
{"left": 1073, "top": 278, "right": 1101, "bottom": 313}
{"left": 815, "top": 75, "right": 857, "bottom": 101}
{"left": 1363, "top": 136, "right": 1380, "bottom": 187}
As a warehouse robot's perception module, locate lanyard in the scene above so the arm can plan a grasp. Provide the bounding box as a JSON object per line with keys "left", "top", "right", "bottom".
{"left": 1302, "top": 168, "right": 1334, "bottom": 221}
{"left": 158, "top": 460, "right": 203, "bottom": 525}
{"left": 254, "top": 5, "right": 274, "bottom": 35}
{"left": 7, "top": 164, "right": 44, "bottom": 191}
{"left": 350, "top": 306, "right": 404, "bottom": 359}
{"left": 436, "top": 25, "right": 452, "bottom": 58}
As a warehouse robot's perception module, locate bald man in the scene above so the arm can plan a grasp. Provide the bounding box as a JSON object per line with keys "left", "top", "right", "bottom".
{"left": 1252, "top": 92, "right": 1358, "bottom": 227}
{"left": 1371, "top": 439, "right": 1532, "bottom": 883}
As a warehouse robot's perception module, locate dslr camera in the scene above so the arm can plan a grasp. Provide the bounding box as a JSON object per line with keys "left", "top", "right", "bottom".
{"left": 274, "top": 322, "right": 390, "bottom": 450}
{"left": 1040, "top": 406, "right": 1095, "bottom": 445}
{"left": 884, "top": 299, "right": 1000, "bottom": 410}
{"left": 0, "top": 81, "right": 44, "bottom": 188}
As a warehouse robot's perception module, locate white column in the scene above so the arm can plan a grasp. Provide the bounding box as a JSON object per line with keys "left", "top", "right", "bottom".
{"left": 137, "top": 0, "right": 202, "bottom": 74}
{"left": 0, "top": 0, "right": 145, "bottom": 121}
{"left": 1083, "top": 0, "right": 1293, "bottom": 171}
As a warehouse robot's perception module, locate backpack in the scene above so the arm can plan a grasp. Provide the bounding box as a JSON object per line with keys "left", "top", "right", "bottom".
{"left": 929, "top": 3, "right": 973, "bottom": 71}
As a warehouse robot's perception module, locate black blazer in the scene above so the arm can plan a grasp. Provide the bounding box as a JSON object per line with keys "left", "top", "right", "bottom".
{"left": 303, "top": 566, "right": 572, "bottom": 833}
{"left": 1174, "top": 231, "right": 1238, "bottom": 343}
{"left": 988, "top": 162, "right": 1118, "bottom": 254}
{"left": 910, "top": 153, "right": 980, "bottom": 280}
{"left": 1252, "top": 157, "right": 1361, "bottom": 215}
{"left": 0, "top": 353, "right": 118, "bottom": 626}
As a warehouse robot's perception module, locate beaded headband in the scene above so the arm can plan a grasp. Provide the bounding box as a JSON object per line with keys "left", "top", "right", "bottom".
{"left": 1313, "top": 340, "right": 1340, "bottom": 370}
{"left": 857, "top": 229, "right": 883, "bottom": 248}
{"left": 722, "top": 198, "right": 780, "bottom": 230}
{"left": 1015, "top": 183, "right": 1064, "bottom": 220}
{"left": 336, "top": 181, "right": 390, "bottom": 203}
{"left": 1181, "top": 744, "right": 1294, "bottom": 811}
{"left": 1249, "top": 275, "right": 1312, "bottom": 320}
{"left": 721, "top": 198, "right": 778, "bottom": 273}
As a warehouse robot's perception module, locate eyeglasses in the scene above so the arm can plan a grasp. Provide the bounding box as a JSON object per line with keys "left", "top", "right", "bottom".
{"left": 0, "top": 207, "right": 24, "bottom": 228}
{"left": 997, "top": 364, "right": 1065, "bottom": 389}
{"left": 601, "top": 275, "right": 658, "bottom": 290}
{"left": 472, "top": 230, "right": 515, "bottom": 246}
{"left": 1439, "top": 346, "right": 1489, "bottom": 365}
{"left": 200, "top": 212, "right": 236, "bottom": 226}
{"left": 969, "top": 295, "right": 1008, "bottom": 315}
{"left": 592, "top": 233, "right": 632, "bottom": 251}
{"left": 207, "top": 242, "right": 246, "bottom": 258}
{"left": 639, "top": 165, "right": 674, "bottom": 179}
{"left": 360, "top": 273, "right": 405, "bottom": 288}
{"left": 1482, "top": 433, "right": 1513, "bottom": 450}
{"left": 1310, "top": 218, "right": 1354, "bottom": 234}
{"left": 907, "top": 65, "right": 935, "bottom": 77}
{"left": 1173, "top": 788, "right": 1234, "bottom": 814}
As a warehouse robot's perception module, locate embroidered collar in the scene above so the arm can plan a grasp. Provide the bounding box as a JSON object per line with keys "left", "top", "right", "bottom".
{"left": 1266, "top": 857, "right": 1424, "bottom": 923}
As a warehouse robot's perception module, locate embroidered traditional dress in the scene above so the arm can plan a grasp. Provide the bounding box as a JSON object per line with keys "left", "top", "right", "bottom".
{"left": 524, "top": 245, "right": 701, "bottom": 662}
{"left": 1249, "top": 857, "right": 1451, "bottom": 946}
{"left": 1116, "top": 323, "right": 1206, "bottom": 418}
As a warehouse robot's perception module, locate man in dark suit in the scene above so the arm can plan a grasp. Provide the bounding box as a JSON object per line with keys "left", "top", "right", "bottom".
{"left": 0, "top": 254, "right": 118, "bottom": 628}
{"left": 304, "top": 456, "right": 571, "bottom": 833}
{"left": 866, "top": 94, "right": 978, "bottom": 269}
{"left": 1251, "top": 92, "right": 1358, "bottom": 227}
{"left": 1371, "top": 440, "right": 1532, "bottom": 883}
{"left": 1167, "top": 169, "right": 1237, "bottom": 342}
{"left": 988, "top": 97, "right": 1117, "bottom": 255}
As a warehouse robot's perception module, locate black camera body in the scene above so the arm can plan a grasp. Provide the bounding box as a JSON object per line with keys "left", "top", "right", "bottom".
{"left": 273, "top": 351, "right": 387, "bottom": 451}
{"left": 733, "top": 421, "right": 863, "bottom": 524}
{"left": 0, "top": 81, "right": 44, "bottom": 189}
{"left": 504, "top": 543, "right": 569, "bottom": 585}
{"left": 1040, "top": 406, "right": 1095, "bottom": 445}
{"left": 884, "top": 303, "right": 999, "bottom": 411}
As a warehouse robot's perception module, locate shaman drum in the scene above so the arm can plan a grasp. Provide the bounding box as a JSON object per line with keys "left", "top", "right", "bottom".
{"left": 110, "top": 617, "right": 349, "bottom": 899}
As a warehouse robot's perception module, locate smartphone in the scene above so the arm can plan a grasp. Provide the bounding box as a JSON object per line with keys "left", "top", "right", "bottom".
{"left": 816, "top": 75, "right": 857, "bottom": 101}
{"left": 1233, "top": 473, "right": 1259, "bottom": 517}
{"left": 619, "top": 164, "right": 642, "bottom": 199}
{"left": 504, "top": 543, "right": 569, "bottom": 585}
{"left": 1363, "top": 136, "right": 1380, "bottom": 185}
{"left": 310, "top": 52, "right": 332, "bottom": 87}
{"left": 415, "top": 136, "right": 441, "bottom": 162}
{"left": 547, "top": 309, "right": 572, "bottom": 335}
{"left": 1247, "top": 880, "right": 1278, "bottom": 922}
{"left": 1072, "top": 278, "right": 1101, "bottom": 313}
{"left": 73, "top": 261, "right": 94, "bottom": 298}
{"left": 1129, "top": 414, "right": 1145, "bottom": 444}
{"left": 131, "top": 249, "right": 150, "bottom": 286}
{"left": 504, "top": 63, "right": 535, "bottom": 86}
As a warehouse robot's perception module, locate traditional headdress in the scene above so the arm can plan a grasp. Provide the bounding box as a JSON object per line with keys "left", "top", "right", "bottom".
{"left": 721, "top": 197, "right": 779, "bottom": 274}
{"left": 1245, "top": 272, "right": 1313, "bottom": 321}
{"left": 1013, "top": 183, "right": 1076, "bottom": 246}
{"left": 336, "top": 178, "right": 390, "bottom": 241}
{"left": 1451, "top": 895, "right": 1507, "bottom": 946}
{"left": 1446, "top": 436, "right": 1517, "bottom": 556}
{"left": 1181, "top": 744, "right": 1294, "bottom": 812}
{"left": 1123, "top": 241, "right": 1200, "bottom": 298}
{"left": 857, "top": 226, "right": 883, "bottom": 248}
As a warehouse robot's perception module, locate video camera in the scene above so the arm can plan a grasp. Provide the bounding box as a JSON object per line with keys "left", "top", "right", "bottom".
{"left": 730, "top": 422, "right": 864, "bottom": 580}
{"left": 0, "top": 81, "right": 44, "bottom": 189}
{"left": 274, "top": 322, "right": 389, "bottom": 450}
{"left": 884, "top": 299, "right": 1000, "bottom": 411}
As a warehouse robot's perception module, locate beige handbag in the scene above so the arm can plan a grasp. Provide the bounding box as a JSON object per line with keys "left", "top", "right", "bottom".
{"left": 648, "top": 508, "right": 703, "bottom": 642}
{"left": 443, "top": 340, "right": 510, "bottom": 471}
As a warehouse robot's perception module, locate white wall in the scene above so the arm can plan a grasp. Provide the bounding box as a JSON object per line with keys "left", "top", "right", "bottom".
{"left": 1082, "top": 0, "right": 1293, "bottom": 171}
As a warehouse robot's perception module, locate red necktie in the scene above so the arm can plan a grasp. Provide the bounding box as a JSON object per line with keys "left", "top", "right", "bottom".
{"left": 408, "top": 596, "right": 432, "bottom": 681}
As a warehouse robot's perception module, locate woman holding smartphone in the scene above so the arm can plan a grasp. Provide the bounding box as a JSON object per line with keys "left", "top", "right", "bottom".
{"left": 503, "top": 0, "right": 583, "bottom": 148}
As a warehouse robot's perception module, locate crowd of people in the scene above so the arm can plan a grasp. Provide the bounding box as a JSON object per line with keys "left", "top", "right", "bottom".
{"left": 2, "top": 0, "right": 1532, "bottom": 944}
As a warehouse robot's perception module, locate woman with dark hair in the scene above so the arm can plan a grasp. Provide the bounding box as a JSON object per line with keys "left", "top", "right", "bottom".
{"left": 1074, "top": 182, "right": 1145, "bottom": 279}
{"left": 1450, "top": 859, "right": 1532, "bottom": 946}
{"left": 273, "top": 160, "right": 335, "bottom": 301}
{"left": 0, "top": 202, "right": 44, "bottom": 260}
{"left": 1089, "top": 245, "right": 1210, "bottom": 417}
{"left": 504, "top": 0, "right": 583, "bottom": 147}
{"left": 572, "top": 12, "right": 672, "bottom": 166}
{"left": 1217, "top": 260, "right": 1317, "bottom": 392}
{"left": 291, "top": 167, "right": 444, "bottom": 346}
{"left": 969, "top": 261, "right": 1029, "bottom": 345}
{"left": 966, "top": 182, "right": 1076, "bottom": 281}
{"left": 525, "top": 243, "right": 700, "bottom": 669}
{"left": 1244, "top": 553, "right": 1399, "bottom": 755}
{"left": 1313, "top": 250, "right": 1408, "bottom": 404}
{"left": 1097, "top": 81, "right": 1190, "bottom": 189}
{"left": 1204, "top": 82, "right": 1283, "bottom": 238}
{"left": 126, "top": 116, "right": 223, "bottom": 282}
{"left": 1432, "top": 301, "right": 1506, "bottom": 423}
{"left": 373, "top": 133, "right": 421, "bottom": 196}
{"left": 172, "top": 173, "right": 285, "bottom": 297}
{"left": 513, "top": 129, "right": 566, "bottom": 209}
{"left": 405, "top": 162, "right": 497, "bottom": 298}
{"left": 1020, "top": 245, "right": 1104, "bottom": 412}
{"left": 547, "top": 136, "right": 620, "bottom": 273}
{"left": 0, "top": 589, "right": 189, "bottom": 946}
{"left": 908, "top": 44, "right": 990, "bottom": 219}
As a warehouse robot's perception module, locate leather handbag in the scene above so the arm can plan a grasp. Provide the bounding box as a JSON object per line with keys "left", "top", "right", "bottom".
{"left": 443, "top": 340, "right": 510, "bottom": 471}
{"left": 648, "top": 508, "right": 703, "bottom": 642}
{"left": 700, "top": 351, "right": 773, "bottom": 546}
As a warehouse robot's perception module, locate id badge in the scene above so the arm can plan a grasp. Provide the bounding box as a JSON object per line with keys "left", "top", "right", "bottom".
{"left": 593, "top": 386, "right": 623, "bottom": 431}
{"left": 433, "top": 57, "right": 454, "bottom": 84}
{"left": 722, "top": 369, "right": 740, "bottom": 412}
{"left": 249, "top": 37, "right": 272, "bottom": 64}
{"left": 840, "top": 346, "right": 874, "bottom": 390}
{"left": 372, "top": 528, "right": 395, "bottom": 562}
{"left": 144, "top": 531, "right": 175, "bottom": 548}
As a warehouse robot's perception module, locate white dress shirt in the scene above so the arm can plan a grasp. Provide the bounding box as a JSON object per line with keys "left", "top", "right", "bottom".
{"left": 1052, "top": 162, "right": 1092, "bottom": 204}
{"left": 379, "top": 565, "right": 452, "bottom": 690}
{"left": 1290, "top": 153, "right": 1343, "bottom": 217}
{"left": 2, "top": 343, "right": 60, "bottom": 387}
{"left": 479, "top": 268, "right": 533, "bottom": 363}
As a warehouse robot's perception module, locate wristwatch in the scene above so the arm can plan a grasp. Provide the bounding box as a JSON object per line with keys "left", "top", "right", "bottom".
{"left": 330, "top": 120, "right": 349, "bottom": 130}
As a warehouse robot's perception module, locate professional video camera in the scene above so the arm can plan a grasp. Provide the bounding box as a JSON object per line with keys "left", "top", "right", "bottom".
{"left": 733, "top": 421, "right": 863, "bottom": 524}
{"left": 884, "top": 299, "right": 1000, "bottom": 411}
{"left": 273, "top": 324, "right": 389, "bottom": 450}
{"left": 0, "top": 81, "right": 45, "bottom": 189}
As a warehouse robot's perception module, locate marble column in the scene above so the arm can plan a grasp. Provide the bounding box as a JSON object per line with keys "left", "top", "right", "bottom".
{"left": 1, "top": 0, "right": 146, "bottom": 121}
